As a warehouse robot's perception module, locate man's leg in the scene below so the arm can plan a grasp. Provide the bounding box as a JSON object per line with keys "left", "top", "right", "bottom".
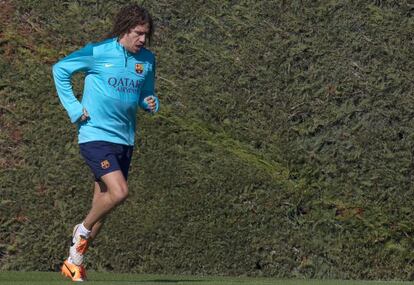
{"left": 63, "top": 142, "right": 132, "bottom": 281}
{"left": 67, "top": 170, "right": 128, "bottom": 268}
{"left": 83, "top": 170, "right": 128, "bottom": 231}
{"left": 89, "top": 181, "right": 107, "bottom": 240}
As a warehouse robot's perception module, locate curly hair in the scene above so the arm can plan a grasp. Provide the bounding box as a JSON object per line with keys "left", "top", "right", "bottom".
{"left": 106, "top": 4, "right": 153, "bottom": 45}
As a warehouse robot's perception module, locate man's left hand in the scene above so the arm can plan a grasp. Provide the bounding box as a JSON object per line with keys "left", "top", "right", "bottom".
{"left": 144, "top": 96, "right": 159, "bottom": 113}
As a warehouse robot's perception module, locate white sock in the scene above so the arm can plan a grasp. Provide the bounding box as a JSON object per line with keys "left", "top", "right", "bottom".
{"left": 75, "top": 223, "right": 91, "bottom": 239}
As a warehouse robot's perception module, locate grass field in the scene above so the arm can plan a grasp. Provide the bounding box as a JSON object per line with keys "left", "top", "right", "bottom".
{"left": 1, "top": 272, "right": 414, "bottom": 285}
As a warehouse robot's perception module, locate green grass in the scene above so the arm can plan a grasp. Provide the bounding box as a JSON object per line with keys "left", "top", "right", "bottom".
{"left": 1, "top": 272, "right": 414, "bottom": 285}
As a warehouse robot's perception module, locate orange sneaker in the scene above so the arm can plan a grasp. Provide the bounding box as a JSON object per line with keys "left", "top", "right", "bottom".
{"left": 61, "top": 259, "right": 86, "bottom": 282}
{"left": 69, "top": 224, "right": 89, "bottom": 265}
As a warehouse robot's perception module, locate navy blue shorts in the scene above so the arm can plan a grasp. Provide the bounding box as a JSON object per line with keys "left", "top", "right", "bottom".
{"left": 79, "top": 141, "right": 134, "bottom": 181}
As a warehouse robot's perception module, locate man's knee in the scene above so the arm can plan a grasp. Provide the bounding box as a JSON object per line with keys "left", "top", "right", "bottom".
{"left": 109, "top": 183, "right": 128, "bottom": 204}
{"left": 101, "top": 170, "right": 129, "bottom": 205}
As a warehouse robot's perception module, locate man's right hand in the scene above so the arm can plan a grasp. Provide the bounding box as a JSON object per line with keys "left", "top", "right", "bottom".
{"left": 80, "top": 108, "right": 89, "bottom": 122}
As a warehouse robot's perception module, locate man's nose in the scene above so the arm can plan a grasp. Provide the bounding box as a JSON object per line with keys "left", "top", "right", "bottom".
{"left": 139, "top": 34, "right": 146, "bottom": 43}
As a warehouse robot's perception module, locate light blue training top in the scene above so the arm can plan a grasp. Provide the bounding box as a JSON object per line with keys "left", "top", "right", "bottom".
{"left": 52, "top": 37, "right": 159, "bottom": 146}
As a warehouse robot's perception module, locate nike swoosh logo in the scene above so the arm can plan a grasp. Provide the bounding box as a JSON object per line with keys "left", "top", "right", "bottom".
{"left": 104, "top": 63, "right": 114, "bottom": 67}
{"left": 64, "top": 263, "right": 76, "bottom": 277}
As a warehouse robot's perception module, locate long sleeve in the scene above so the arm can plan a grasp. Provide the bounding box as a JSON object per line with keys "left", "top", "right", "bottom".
{"left": 52, "top": 44, "right": 94, "bottom": 123}
{"left": 138, "top": 57, "right": 159, "bottom": 112}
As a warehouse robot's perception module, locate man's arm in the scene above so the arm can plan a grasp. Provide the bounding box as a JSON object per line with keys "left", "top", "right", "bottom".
{"left": 52, "top": 44, "right": 94, "bottom": 123}
{"left": 138, "top": 57, "right": 159, "bottom": 113}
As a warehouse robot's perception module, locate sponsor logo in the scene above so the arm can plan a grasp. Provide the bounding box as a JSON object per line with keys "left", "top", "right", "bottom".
{"left": 104, "top": 63, "right": 114, "bottom": 68}
{"left": 107, "top": 77, "right": 140, "bottom": 93}
{"left": 101, "top": 160, "right": 110, "bottom": 169}
{"left": 135, "top": 63, "right": 144, "bottom": 74}
{"left": 64, "top": 263, "right": 76, "bottom": 277}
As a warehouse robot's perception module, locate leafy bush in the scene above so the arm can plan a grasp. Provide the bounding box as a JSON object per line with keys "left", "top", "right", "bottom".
{"left": 1, "top": 0, "right": 414, "bottom": 280}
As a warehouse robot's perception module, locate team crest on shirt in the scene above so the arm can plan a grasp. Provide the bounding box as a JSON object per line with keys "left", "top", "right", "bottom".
{"left": 135, "top": 63, "right": 144, "bottom": 74}
{"left": 101, "top": 160, "right": 110, "bottom": 169}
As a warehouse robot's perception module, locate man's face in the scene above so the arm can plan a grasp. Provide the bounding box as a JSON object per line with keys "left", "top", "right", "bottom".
{"left": 119, "top": 23, "right": 150, "bottom": 53}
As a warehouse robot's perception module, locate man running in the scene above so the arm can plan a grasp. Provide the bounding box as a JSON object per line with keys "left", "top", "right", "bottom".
{"left": 52, "top": 4, "right": 159, "bottom": 281}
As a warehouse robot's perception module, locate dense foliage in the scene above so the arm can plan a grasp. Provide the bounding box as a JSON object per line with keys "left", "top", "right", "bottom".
{"left": 1, "top": 0, "right": 414, "bottom": 280}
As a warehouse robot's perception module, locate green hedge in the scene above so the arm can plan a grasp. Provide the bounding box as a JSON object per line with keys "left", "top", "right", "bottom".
{"left": 1, "top": 0, "right": 414, "bottom": 280}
